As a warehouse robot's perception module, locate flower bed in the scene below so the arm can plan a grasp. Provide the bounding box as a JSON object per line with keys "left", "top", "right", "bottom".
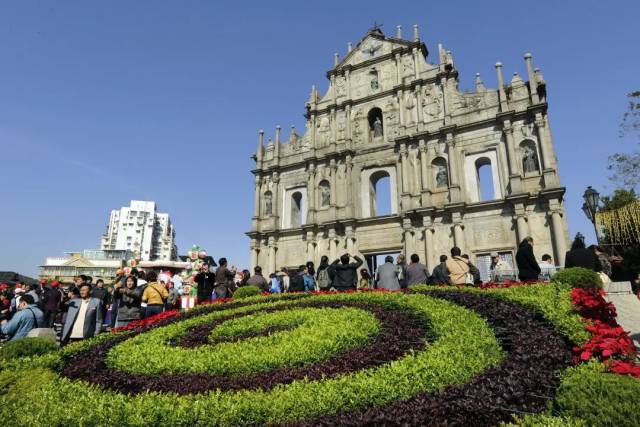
{"left": 1, "top": 283, "right": 639, "bottom": 426}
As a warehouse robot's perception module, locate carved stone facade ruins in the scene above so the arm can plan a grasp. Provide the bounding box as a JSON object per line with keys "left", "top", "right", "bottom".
{"left": 247, "top": 25, "right": 569, "bottom": 281}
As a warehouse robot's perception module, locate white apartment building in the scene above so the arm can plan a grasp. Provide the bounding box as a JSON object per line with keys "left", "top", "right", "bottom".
{"left": 100, "top": 200, "right": 177, "bottom": 261}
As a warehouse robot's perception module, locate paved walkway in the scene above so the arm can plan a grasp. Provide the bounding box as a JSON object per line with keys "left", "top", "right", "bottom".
{"left": 604, "top": 282, "right": 640, "bottom": 353}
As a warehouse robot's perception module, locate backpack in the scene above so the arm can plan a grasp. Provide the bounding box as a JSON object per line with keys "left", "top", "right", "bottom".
{"left": 289, "top": 274, "right": 305, "bottom": 292}
{"left": 317, "top": 268, "right": 331, "bottom": 290}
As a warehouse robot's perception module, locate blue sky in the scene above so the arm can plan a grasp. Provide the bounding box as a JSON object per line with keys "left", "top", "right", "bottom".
{"left": 1, "top": 1, "right": 639, "bottom": 277}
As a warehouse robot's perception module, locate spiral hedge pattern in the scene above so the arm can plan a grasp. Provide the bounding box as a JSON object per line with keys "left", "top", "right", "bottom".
{"left": 0, "top": 287, "right": 585, "bottom": 426}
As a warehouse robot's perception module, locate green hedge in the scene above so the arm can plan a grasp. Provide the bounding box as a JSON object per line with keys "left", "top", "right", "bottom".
{"left": 552, "top": 267, "right": 603, "bottom": 290}
{"left": 108, "top": 306, "right": 380, "bottom": 376}
{"left": 233, "top": 285, "right": 262, "bottom": 299}
{"left": 0, "top": 292, "right": 503, "bottom": 426}
{"left": 0, "top": 337, "right": 58, "bottom": 361}
{"left": 553, "top": 361, "right": 640, "bottom": 427}
{"left": 408, "top": 282, "right": 590, "bottom": 345}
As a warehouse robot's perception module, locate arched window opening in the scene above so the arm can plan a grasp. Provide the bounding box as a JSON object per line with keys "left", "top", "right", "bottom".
{"left": 520, "top": 140, "right": 540, "bottom": 173}
{"left": 367, "top": 108, "right": 384, "bottom": 141}
{"left": 318, "top": 180, "right": 331, "bottom": 207}
{"left": 291, "top": 192, "right": 303, "bottom": 228}
{"left": 431, "top": 157, "right": 449, "bottom": 188}
{"left": 369, "top": 171, "right": 392, "bottom": 216}
{"left": 475, "top": 158, "right": 495, "bottom": 202}
{"left": 263, "top": 191, "right": 273, "bottom": 216}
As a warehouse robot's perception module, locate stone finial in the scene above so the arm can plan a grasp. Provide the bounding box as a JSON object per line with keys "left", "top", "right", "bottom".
{"left": 267, "top": 137, "right": 274, "bottom": 148}
{"left": 308, "top": 84, "right": 317, "bottom": 105}
{"left": 413, "top": 24, "right": 419, "bottom": 41}
{"left": 446, "top": 50, "right": 454, "bottom": 65}
{"left": 511, "top": 72, "right": 523, "bottom": 84}
{"left": 256, "top": 130, "right": 265, "bottom": 160}
{"left": 347, "top": 42, "right": 352, "bottom": 52}
{"left": 396, "top": 25, "right": 402, "bottom": 38}
{"left": 475, "top": 73, "right": 486, "bottom": 91}
{"left": 334, "top": 53, "right": 340, "bottom": 66}
{"left": 495, "top": 62, "right": 505, "bottom": 86}
{"left": 289, "top": 125, "right": 297, "bottom": 143}
{"left": 275, "top": 125, "right": 281, "bottom": 144}
{"left": 438, "top": 43, "right": 447, "bottom": 64}
{"left": 534, "top": 68, "right": 545, "bottom": 84}
{"left": 523, "top": 52, "right": 539, "bottom": 103}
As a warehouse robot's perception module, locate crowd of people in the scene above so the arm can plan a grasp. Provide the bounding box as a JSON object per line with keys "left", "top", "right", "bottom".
{"left": 0, "top": 232, "right": 627, "bottom": 344}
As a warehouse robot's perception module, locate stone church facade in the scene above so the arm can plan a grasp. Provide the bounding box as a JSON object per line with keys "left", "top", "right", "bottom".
{"left": 247, "top": 25, "right": 569, "bottom": 281}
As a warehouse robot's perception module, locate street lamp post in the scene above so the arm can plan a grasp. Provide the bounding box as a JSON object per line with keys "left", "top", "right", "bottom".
{"left": 582, "top": 186, "right": 601, "bottom": 245}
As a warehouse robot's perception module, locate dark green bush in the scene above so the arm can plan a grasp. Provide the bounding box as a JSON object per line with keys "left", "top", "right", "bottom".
{"left": 554, "top": 362, "right": 640, "bottom": 427}
{"left": 0, "top": 337, "right": 58, "bottom": 361}
{"left": 552, "top": 267, "right": 603, "bottom": 289}
{"left": 233, "top": 285, "right": 263, "bottom": 299}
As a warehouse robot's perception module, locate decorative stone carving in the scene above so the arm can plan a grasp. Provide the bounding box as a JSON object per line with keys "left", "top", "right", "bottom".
{"left": 402, "top": 56, "right": 414, "bottom": 77}
{"left": 318, "top": 116, "right": 330, "bottom": 146}
{"left": 384, "top": 98, "right": 399, "bottom": 141}
{"left": 320, "top": 182, "right": 330, "bottom": 207}
{"left": 352, "top": 109, "right": 364, "bottom": 143}
{"left": 404, "top": 92, "right": 416, "bottom": 125}
{"left": 435, "top": 164, "right": 449, "bottom": 188}
{"left": 422, "top": 85, "right": 443, "bottom": 121}
{"left": 373, "top": 117, "right": 383, "bottom": 138}
{"left": 335, "top": 76, "right": 346, "bottom": 97}
{"left": 522, "top": 144, "right": 540, "bottom": 173}
{"left": 337, "top": 115, "right": 346, "bottom": 140}
{"left": 264, "top": 192, "right": 273, "bottom": 216}
{"left": 369, "top": 68, "right": 380, "bottom": 92}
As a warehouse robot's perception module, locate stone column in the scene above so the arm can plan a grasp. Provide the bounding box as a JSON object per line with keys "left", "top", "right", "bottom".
{"left": 395, "top": 156, "right": 404, "bottom": 211}
{"left": 412, "top": 150, "right": 421, "bottom": 198}
{"left": 516, "top": 214, "right": 529, "bottom": 242}
{"left": 398, "top": 89, "right": 405, "bottom": 126}
{"left": 346, "top": 225, "right": 355, "bottom": 255}
{"left": 535, "top": 114, "right": 559, "bottom": 188}
{"left": 403, "top": 218, "right": 414, "bottom": 256}
{"left": 252, "top": 175, "right": 261, "bottom": 229}
{"left": 310, "top": 113, "right": 317, "bottom": 150}
{"left": 330, "top": 108, "right": 337, "bottom": 151}
{"left": 416, "top": 84, "right": 423, "bottom": 127}
{"left": 419, "top": 140, "right": 429, "bottom": 190}
{"left": 250, "top": 239, "right": 259, "bottom": 272}
{"left": 412, "top": 47, "right": 420, "bottom": 79}
{"left": 551, "top": 209, "right": 567, "bottom": 266}
{"left": 345, "top": 104, "right": 352, "bottom": 141}
{"left": 272, "top": 172, "right": 280, "bottom": 228}
{"left": 306, "top": 230, "right": 316, "bottom": 263}
{"left": 453, "top": 223, "right": 465, "bottom": 253}
{"left": 395, "top": 53, "right": 401, "bottom": 85}
{"left": 307, "top": 164, "right": 316, "bottom": 223}
{"left": 446, "top": 133, "right": 461, "bottom": 202}
{"left": 329, "top": 228, "right": 338, "bottom": 261}
{"left": 400, "top": 143, "right": 410, "bottom": 194}
{"left": 424, "top": 226, "right": 435, "bottom": 272}
{"left": 268, "top": 236, "right": 277, "bottom": 274}
{"left": 345, "top": 154, "right": 354, "bottom": 217}
{"left": 345, "top": 69, "right": 351, "bottom": 99}
{"left": 502, "top": 121, "right": 522, "bottom": 193}
{"left": 329, "top": 159, "right": 337, "bottom": 207}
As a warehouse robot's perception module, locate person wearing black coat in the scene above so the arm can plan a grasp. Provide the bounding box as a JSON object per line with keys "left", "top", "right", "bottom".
{"left": 431, "top": 255, "right": 450, "bottom": 284}
{"left": 328, "top": 254, "right": 363, "bottom": 291}
{"left": 515, "top": 237, "right": 541, "bottom": 282}
{"left": 195, "top": 264, "right": 216, "bottom": 304}
{"left": 565, "top": 236, "right": 602, "bottom": 272}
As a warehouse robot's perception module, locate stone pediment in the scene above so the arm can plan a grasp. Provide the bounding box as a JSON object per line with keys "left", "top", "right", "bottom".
{"left": 335, "top": 30, "right": 417, "bottom": 71}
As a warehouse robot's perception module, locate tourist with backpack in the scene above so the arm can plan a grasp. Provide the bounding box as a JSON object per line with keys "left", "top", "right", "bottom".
{"left": 289, "top": 267, "right": 306, "bottom": 293}
{"left": 316, "top": 256, "right": 332, "bottom": 291}
{"left": 328, "top": 253, "right": 363, "bottom": 291}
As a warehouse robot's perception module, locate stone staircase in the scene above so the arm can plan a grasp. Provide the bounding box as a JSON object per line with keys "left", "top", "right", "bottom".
{"left": 604, "top": 282, "right": 640, "bottom": 352}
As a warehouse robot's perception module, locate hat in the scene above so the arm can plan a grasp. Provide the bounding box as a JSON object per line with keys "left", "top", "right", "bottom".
{"left": 0, "top": 283, "right": 8, "bottom": 290}
{"left": 490, "top": 252, "right": 499, "bottom": 258}
{"left": 51, "top": 281, "right": 60, "bottom": 288}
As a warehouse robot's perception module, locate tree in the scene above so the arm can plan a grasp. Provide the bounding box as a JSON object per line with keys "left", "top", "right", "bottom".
{"left": 608, "top": 91, "right": 640, "bottom": 188}
{"left": 600, "top": 189, "right": 637, "bottom": 212}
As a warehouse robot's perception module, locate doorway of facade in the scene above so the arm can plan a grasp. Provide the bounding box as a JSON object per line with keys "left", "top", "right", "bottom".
{"left": 364, "top": 251, "right": 401, "bottom": 275}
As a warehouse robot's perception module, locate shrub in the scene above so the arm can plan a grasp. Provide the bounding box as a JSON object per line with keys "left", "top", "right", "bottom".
{"left": 234, "top": 285, "right": 262, "bottom": 299}
{"left": 552, "top": 267, "right": 602, "bottom": 290}
{"left": 0, "top": 338, "right": 58, "bottom": 361}
{"left": 554, "top": 361, "right": 640, "bottom": 427}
